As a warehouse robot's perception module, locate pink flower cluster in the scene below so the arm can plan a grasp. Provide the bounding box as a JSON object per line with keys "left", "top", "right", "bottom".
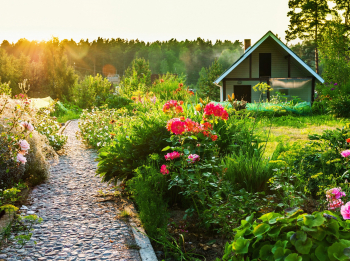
{"left": 326, "top": 187, "right": 346, "bottom": 210}
{"left": 341, "top": 150, "right": 350, "bottom": 158}
{"left": 188, "top": 154, "right": 200, "bottom": 163}
{"left": 163, "top": 100, "right": 184, "bottom": 115}
{"left": 165, "top": 151, "right": 181, "bottom": 161}
{"left": 20, "top": 121, "right": 34, "bottom": 132}
{"left": 167, "top": 118, "right": 186, "bottom": 135}
{"left": 16, "top": 140, "right": 30, "bottom": 164}
{"left": 203, "top": 103, "right": 229, "bottom": 120}
{"left": 160, "top": 165, "right": 169, "bottom": 175}
{"left": 166, "top": 118, "right": 216, "bottom": 138}
{"left": 341, "top": 202, "right": 350, "bottom": 219}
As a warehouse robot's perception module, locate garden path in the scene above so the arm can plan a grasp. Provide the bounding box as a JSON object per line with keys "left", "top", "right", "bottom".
{"left": 1, "top": 120, "right": 141, "bottom": 261}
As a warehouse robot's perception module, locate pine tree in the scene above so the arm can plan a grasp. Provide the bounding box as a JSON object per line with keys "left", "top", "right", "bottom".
{"left": 286, "top": 0, "right": 331, "bottom": 74}
{"left": 197, "top": 59, "right": 222, "bottom": 101}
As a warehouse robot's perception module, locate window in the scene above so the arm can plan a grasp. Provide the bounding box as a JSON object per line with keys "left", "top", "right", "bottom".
{"left": 259, "top": 53, "right": 271, "bottom": 77}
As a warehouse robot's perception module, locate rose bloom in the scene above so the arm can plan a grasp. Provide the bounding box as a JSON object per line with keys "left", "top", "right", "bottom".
{"left": 326, "top": 187, "right": 346, "bottom": 200}
{"left": 188, "top": 154, "right": 200, "bottom": 163}
{"left": 160, "top": 165, "right": 169, "bottom": 175}
{"left": 21, "top": 121, "right": 34, "bottom": 131}
{"left": 164, "top": 151, "right": 181, "bottom": 161}
{"left": 19, "top": 140, "right": 30, "bottom": 151}
{"left": 347, "top": 138, "right": 350, "bottom": 143}
{"left": 328, "top": 199, "right": 343, "bottom": 210}
{"left": 341, "top": 202, "right": 350, "bottom": 219}
{"left": 341, "top": 150, "right": 350, "bottom": 158}
{"left": 170, "top": 120, "right": 186, "bottom": 135}
{"left": 211, "top": 135, "right": 218, "bottom": 141}
{"left": 16, "top": 153, "right": 27, "bottom": 164}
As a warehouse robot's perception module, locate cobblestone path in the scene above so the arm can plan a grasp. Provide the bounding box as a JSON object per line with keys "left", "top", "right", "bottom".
{"left": 1, "top": 120, "right": 142, "bottom": 261}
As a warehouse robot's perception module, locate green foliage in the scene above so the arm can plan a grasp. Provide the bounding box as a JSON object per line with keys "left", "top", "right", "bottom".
{"left": 150, "top": 74, "right": 192, "bottom": 101}
{"left": 197, "top": 59, "right": 223, "bottom": 101}
{"left": 127, "top": 162, "right": 168, "bottom": 237}
{"left": 120, "top": 58, "right": 151, "bottom": 96}
{"left": 71, "top": 74, "right": 111, "bottom": 109}
{"left": 96, "top": 109, "right": 170, "bottom": 183}
{"left": 219, "top": 209, "right": 350, "bottom": 261}
{"left": 0, "top": 79, "right": 11, "bottom": 96}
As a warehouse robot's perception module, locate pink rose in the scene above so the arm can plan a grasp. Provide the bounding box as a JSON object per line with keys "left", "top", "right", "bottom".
{"left": 188, "top": 154, "right": 200, "bottom": 163}
{"left": 326, "top": 187, "right": 346, "bottom": 200}
{"left": 341, "top": 202, "right": 350, "bottom": 219}
{"left": 341, "top": 150, "right": 350, "bottom": 158}
{"left": 19, "top": 140, "right": 30, "bottom": 151}
{"left": 21, "top": 121, "right": 34, "bottom": 131}
{"left": 16, "top": 153, "right": 27, "bottom": 164}
{"left": 328, "top": 199, "right": 343, "bottom": 210}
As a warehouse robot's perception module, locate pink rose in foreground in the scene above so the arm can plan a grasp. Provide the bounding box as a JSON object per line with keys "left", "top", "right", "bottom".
{"left": 16, "top": 153, "right": 27, "bottom": 164}
{"left": 160, "top": 165, "right": 169, "bottom": 175}
{"left": 328, "top": 199, "right": 343, "bottom": 210}
{"left": 326, "top": 187, "right": 346, "bottom": 200}
{"left": 19, "top": 140, "right": 30, "bottom": 151}
{"left": 21, "top": 121, "right": 34, "bottom": 131}
{"left": 188, "top": 154, "right": 200, "bottom": 163}
{"left": 341, "top": 202, "right": 350, "bottom": 219}
{"left": 341, "top": 150, "right": 350, "bottom": 158}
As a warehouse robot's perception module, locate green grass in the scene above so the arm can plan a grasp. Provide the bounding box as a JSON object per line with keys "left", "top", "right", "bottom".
{"left": 254, "top": 114, "right": 349, "bottom": 158}
{"left": 55, "top": 110, "right": 81, "bottom": 123}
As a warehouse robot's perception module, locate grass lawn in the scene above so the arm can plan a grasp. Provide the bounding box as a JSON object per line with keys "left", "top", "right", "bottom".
{"left": 254, "top": 115, "right": 349, "bottom": 157}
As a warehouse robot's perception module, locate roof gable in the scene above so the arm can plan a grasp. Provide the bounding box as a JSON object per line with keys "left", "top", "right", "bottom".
{"left": 214, "top": 31, "right": 324, "bottom": 84}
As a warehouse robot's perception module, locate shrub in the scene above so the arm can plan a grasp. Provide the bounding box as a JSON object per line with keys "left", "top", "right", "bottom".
{"left": 127, "top": 162, "right": 169, "bottom": 237}
{"left": 96, "top": 110, "right": 170, "bottom": 183}
{"left": 71, "top": 74, "right": 111, "bottom": 109}
{"left": 219, "top": 209, "right": 350, "bottom": 261}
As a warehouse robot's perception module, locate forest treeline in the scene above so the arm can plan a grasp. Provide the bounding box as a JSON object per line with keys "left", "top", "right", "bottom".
{"left": 0, "top": 37, "right": 244, "bottom": 98}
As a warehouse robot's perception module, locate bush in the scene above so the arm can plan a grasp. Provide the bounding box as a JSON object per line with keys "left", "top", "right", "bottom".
{"left": 127, "top": 162, "right": 168, "bottom": 237}
{"left": 329, "top": 94, "right": 350, "bottom": 118}
{"left": 219, "top": 209, "right": 350, "bottom": 261}
{"left": 71, "top": 74, "right": 111, "bottom": 109}
{"left": 96, "top": 110, "right": 170, "bottom": 183}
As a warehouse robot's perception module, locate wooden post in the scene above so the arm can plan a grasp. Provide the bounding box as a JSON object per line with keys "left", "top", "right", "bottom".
{"left": 267, "top": 78, "right": 270, "bottom": 102}
{"left": 249, "top": 54, "right": 252, "bottom": 78}
{"left": 223, "top": 79, "right": 226, "bottom": 101}
{"left": 311, "top": 77, "right": 316, "bottom": 103}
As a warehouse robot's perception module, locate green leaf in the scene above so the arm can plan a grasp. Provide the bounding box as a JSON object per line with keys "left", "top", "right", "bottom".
{"left": 232, "top": 237, "right": 250, "bottom": 254}
{"left": 301, "top": 226, "right": 317, "bottom": 232}
{"left": 328, "top": 242, "right": 346, "bottom": 261}
{"left": 161, "top": 146, "right": 171, "bottom": 151}
{"left": 315, "top": 244, "right": 330, "bottom": 261}
{"left": 303, "top": 212, "right": 325, "bottom": 227}
{"left": 183, "top": 149, "right": 190, "bottom": 155}
{"left": 285, "top": 253, "right": 302, "bottom": 261}
{"left": 274, "top": 247, "right": 292, "bottom": 261}
{"left": 259, "top": 212, "right": 282, "bottom": 223}
{"left": 309, "top": 227, "right": 327, "bottom": 241}
{"left": 246, "top": 213, "right": 255, "bottom": 224}
{"left": 267, "top": 226, "right": 282, "bottom": 238}
{"left": 327, "top": 220, "right": 340, "bottom": 237}
{"left": 253, "top": 223, "right": 270, "bottom": 237}
{"left": 295, "top": 238, "right": 313, "bottom": 255}
{"left": 190, "top": 135, "right": 197, "bottom": 140}
{"left": 272, "top": 240, "right": 288, "bottom": 254}
{"left": 259, "top": 244, "right": 273, "bottom": 259}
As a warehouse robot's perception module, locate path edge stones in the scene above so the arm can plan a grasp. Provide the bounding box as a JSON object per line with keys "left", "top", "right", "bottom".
{"left": 58, "top": 120, "right": 72, "bottom": 135}
{"left": 130, "top": 221, "right": 158, "bottom": 261}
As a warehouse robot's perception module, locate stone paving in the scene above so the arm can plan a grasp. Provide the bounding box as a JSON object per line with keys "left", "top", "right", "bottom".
{"left": 1, "top": 120, "right": 142, "bottom": 261}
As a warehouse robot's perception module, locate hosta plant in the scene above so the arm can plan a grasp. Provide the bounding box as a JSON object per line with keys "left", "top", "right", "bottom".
{"left": 218, "top": 208, "right": 350, "bottom": 261}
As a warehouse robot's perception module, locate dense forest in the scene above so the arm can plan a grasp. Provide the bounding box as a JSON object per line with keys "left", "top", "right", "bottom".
{"left": 0, "top": 37, "right": 244, "bottom": 98}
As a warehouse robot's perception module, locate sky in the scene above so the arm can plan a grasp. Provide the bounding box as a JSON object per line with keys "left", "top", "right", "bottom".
{"left": 0, "top": 0, "right": 317, "bottom": 46}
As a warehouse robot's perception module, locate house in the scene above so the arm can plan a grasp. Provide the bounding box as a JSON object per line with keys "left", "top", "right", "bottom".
{"left": 214, "top": 31, "right": 324, "bottom": 103}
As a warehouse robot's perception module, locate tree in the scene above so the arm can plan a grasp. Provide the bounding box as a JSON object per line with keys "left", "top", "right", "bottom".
{"left": 286, "top": 0, "right": 331, "bottom": 73}
{"left": 197, "top": 59, "right": 222, "bottom": 101}
{"left": 332, "top": 0, "right": 350, "bottom": 29}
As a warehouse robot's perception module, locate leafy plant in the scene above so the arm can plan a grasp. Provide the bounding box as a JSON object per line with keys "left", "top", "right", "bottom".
{"left": 218, "top": 209, "right": 350, "bottom": 261}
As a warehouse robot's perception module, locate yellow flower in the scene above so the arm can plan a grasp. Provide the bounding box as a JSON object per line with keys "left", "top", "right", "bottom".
{"left": 195, "top": 104, "right": 201, "bottom": 112}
